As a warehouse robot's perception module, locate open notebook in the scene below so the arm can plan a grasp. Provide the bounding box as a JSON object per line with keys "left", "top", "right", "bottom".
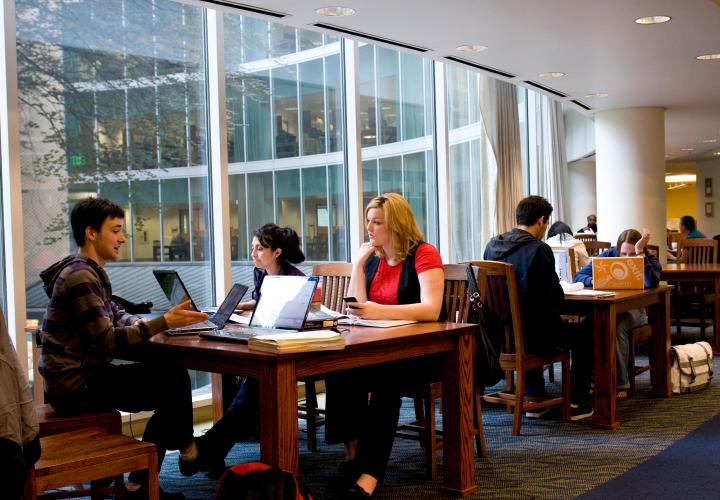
{"left": 319, "top": 305, "right": 418, "bottom": 328}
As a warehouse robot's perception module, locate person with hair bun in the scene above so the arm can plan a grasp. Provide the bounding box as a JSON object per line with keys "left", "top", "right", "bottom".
{"left": 545, "top": 221, "right": 590, "bottom": 271}
{"left": 573, "top": 228, "right": 661, "bottom": 398}
{"left": 179, "top": 223, "right": 306, "bottom": 477}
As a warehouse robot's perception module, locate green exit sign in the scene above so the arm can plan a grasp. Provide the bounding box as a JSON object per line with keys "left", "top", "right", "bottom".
{"left": 69, "top": 155, "right": 85, "bottom": 166}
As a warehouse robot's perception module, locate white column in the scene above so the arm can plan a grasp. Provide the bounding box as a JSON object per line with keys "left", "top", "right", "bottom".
{"left": 1, "top": 0, "right": 29, "bottom": 365}
{"left": 343, "top": 39, "right": 364, "bottom": 259}
{"left": 206, "top": 10, "right": 232, "bottom": 296}
{"left": 595, "top": 107, "right": 666, "bottom": 258}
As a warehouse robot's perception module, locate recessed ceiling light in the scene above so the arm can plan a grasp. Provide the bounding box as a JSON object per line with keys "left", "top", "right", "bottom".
{"left": 456, "top": 44, "right": 488, "bottom": 53}
{"left": 634, "top": 15, "right": 671, "bottom": 25}
{"left": 315, "top": 6, "right": 355, "bottom": 16}
{"left": 584, "top": 92, "right": 608, "bottom": 99}
{"left": 680, "top": 148, "right": 695, "bottom": 152}
{"left": 703, "top": 139, "right": 717, "bottom": 143}
{"left": 538, "top": 72, "right": 565, "bottom": 79}
{"left": 714, "top": 152, "right": 720, "bottom": 156}
{"left": 665, "top": 174, "right": 696, "bottom": 183}
{"left": 696, "top": 53, "right": 720, "bottom": 61}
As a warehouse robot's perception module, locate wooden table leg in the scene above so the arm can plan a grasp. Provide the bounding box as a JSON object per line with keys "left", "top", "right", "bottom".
{"left": 649, "top": 289, "right": 672, "bottom": 397}
{"left": 440, "top": 331, "right": 479, "bottom": 496}
{"left": 592, "top": 304, "right": 619, "bottom": 430}
{"left": 259, "top": 360, "right": 299, "bottom": 475}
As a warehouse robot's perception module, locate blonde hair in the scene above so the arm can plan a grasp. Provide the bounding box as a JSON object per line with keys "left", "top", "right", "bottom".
{"left": 366, "top": 193, "right": 424, "bottom": 262}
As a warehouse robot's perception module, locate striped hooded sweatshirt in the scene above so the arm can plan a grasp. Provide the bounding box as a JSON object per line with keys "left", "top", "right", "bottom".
{"left": 39, "top": 255, "right": 168, "bottom": 396}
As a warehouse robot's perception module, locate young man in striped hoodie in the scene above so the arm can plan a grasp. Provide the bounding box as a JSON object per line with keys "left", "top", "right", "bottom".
{"left": 39, "top": 197, "right": 209, "bottom": 500}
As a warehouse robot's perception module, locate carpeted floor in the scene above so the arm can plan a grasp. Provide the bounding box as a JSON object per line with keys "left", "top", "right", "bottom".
{"left": 150, "top": 335, "right": 720, "bottom": 499}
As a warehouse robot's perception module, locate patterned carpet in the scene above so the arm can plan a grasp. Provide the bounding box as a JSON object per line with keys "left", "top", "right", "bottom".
{"left": 153, "top": 336, "right": 720, "bottom": 499}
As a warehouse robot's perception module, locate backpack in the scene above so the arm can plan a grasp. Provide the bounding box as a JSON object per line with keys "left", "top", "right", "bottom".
{"left": 465, "top": 264, "right": 504, "bottom": 387}
{"left": 215, "top": 462, "right": 313, "bottom": 500}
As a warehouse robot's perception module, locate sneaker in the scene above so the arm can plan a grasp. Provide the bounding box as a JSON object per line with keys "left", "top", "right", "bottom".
{"left": 178, "top": 437, "right": 225, "bottom": 477}
{"left": 525, "top": 407, "right": 551, "bottom": 419}
{"left": 570, "top": 403, "right": 594, "bottom": 421}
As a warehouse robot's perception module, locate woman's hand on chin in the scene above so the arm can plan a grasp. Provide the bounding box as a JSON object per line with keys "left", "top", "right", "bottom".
{"left": 348, "top": 301, "right": 382, "bottom": 319}
{"left": 355, "top": 242, "right": 376, "bottom": 264}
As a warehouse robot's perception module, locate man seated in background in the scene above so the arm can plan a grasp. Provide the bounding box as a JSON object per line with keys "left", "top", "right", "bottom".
{"left": 484, "top": 195, "right": 593, "bottom": 420}
{"left": 577, "top": 214, "right": 597, "bottom": 234}
{"left": 39, "top": 196, "right": 210, "bottom": 500}
{"left": 680, "top": 215, "right": 705, "bottom": 239}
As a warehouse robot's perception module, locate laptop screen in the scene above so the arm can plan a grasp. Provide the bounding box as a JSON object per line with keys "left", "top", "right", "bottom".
{"left": 250, "top": 276, "right": 319, "bottom": 330}
{"left": 552, "top": 249, "right": 571, "bottom": 282}
{"left": 153, "top": 270, "right": 199, "bottom": 311}
{"left": 211, "top": 283, "right": 248, "bottom": 327}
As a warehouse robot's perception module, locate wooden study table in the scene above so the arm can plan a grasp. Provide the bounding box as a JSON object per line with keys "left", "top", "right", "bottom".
{"left": 149, "top": 322, "right": 479, "bottom": 496}
{"left": 661, "top": 263, "right": 720, "bottom": 353}
{"left": 561, "top": 285, "right": 672, "bottom": 429}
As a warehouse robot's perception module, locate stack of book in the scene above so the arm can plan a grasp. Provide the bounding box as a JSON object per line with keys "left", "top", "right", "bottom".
{"left": 248, "top": 330, "right": 345, "bottom": 354}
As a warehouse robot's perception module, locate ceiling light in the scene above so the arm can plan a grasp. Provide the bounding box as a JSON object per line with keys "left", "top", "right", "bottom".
{"left": 634, "top": 15, "right": 671, "bottom": 25}
{"left": 315, "top": 6, "right": 355, "bottom": 16}
{"left": 456, "top": 44, "right": 488, "bottom": 53}
{"left": 584, "top": 92, "right": 608, "bottom": 99}
{"left": 714, "top": 152, "right": 720, "bottom": 156}
{"left": 680, "top": 148, "right": 695, "bottom": 152}
{"left": 538, "top": 72, "right": 565, "bottom": 79}
{"left": 703, "top": 139, "right": 717, "bottom": 143}
{"left": 665, "top": 174, "right": 696, "bottom": 183}
{"left": 696, "top": 53, "right": 720, "bottom": 61}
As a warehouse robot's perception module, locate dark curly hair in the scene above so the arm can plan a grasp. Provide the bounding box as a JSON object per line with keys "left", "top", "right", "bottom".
{"left": 253, "top": 223, "right": 305, "bottom": 265}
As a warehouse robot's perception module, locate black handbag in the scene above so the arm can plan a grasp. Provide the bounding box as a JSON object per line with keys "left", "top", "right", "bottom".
{"left": 111, "top": 295, "right": 153, "bottom": 315}
{"left": 465, "top": 264, "right": 504, "bottom": 387}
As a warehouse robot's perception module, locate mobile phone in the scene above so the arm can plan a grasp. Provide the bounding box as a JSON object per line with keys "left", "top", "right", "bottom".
{"left": 343, "top": 296, "right": 358, "bottom": 306}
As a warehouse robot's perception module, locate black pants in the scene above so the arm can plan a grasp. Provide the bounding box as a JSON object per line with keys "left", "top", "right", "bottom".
{"left": 201, "top": 376, "right": 259, "bottom": 460}
{"left": 324, "top": 355, "right": 442, "bottom": 481}
{"left": 526, "top": 318, "right": 594, "bottom": 405}
{"left": 0, "top": 436, "right": 40, "bottom": 500}
{"left": 48, "top": 361, "right": 194, "bottom": 483}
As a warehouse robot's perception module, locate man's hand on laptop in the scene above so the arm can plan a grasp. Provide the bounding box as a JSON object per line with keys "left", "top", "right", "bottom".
{"left": 164, "top": 300, "right": 209, "bottom": 328}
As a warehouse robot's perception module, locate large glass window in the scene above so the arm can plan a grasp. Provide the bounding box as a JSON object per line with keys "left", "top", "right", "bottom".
{"left": 359, "top": 44, "right": 437, "bottom": 244}
{"left": 446, "top": 65, "right": 496, "bottom": 261}
{"left": 16, "top": 0, "right": 212, "bottom": 357}
{"left": 224, "top": 14, "right": 346, "bottom": 267}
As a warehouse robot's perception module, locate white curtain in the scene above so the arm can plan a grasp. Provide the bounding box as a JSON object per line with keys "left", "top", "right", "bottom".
{"left": 537, "top": 97, "right": 569, "bottom": 222}
{"left": 479, "top": 78, "right": 523, "bottom": 233}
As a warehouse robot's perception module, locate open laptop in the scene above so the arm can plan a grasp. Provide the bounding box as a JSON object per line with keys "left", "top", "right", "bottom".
{"left": 200, "top": 275, "right": 319, "bottom": 343}
{"left": 591, "top": 256, "right": 644, "bottom": 290}
{"left": 153, "top": 269, "right": 248, "bottom": 334}
{"left": 552, "top": 249, "right": 571, "bottom": 282}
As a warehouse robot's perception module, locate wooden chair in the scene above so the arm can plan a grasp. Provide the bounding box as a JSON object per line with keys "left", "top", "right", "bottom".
{"left": 672, "top": 239, "right": 718, "bottom": 337}
{"left": 395, "top": 264, "right": 487, "bottom": 480}
{"left": 584, "top": 240, "right": 611, "bottom": 257}
{"left": 627, "top": 324, "right": 652, "bottom": 397}
{"left": 575, "top": 233, "right": 597, "bottom": 243}
{"left": 567, "top": 247, "right": 578, "bottom": 279}
{"left": 467, "top": 260, "right": 571, "bottom": 436}
{"left": 300, "top": 262, "right": 353, "bottom": 451}
{"left": 26, "top": 427, "right": 158, "bottom": 500}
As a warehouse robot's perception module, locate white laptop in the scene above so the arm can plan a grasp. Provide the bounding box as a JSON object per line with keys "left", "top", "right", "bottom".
{"left": 200, "top": 275, "right": 319, "bottom": 343}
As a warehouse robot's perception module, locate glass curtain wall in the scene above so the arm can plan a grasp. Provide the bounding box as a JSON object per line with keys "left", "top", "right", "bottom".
{"left": 16, "top": 0, "right": 213, "bottom": 392}
{"left": 359, "top": 44, "right": 438, "bottom": 244}
{"left": 224, "top": 13, "right": 347, "bottom": 289}
{"left": 446, "top": 64, "right": 497, "bottom": 261}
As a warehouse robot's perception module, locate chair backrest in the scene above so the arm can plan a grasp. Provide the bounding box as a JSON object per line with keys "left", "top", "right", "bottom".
{"left": 575, "top": 233, "right": 597, "bottom": 243}
{"left": 443, "top": 264, "right": 473, "bottom": 323}
{"left": 645, "top": 244, "right": 660, "bottom": 258}
{"left": 465, "top": 261, "right": 524, "bottom": 358}
{"left": 567, "top": 247, "right": 578, "bottom": 278}
{"left": 311, "top": 262, "right": 353, "bottom": 312}
{"left": 584, "top": 240, "right": 611, "bottom": 257}
{"left": 677, "top": 238, "right": 718, "bottom": 264}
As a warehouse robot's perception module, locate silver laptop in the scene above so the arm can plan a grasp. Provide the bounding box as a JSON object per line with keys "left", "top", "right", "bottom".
{"left": 153, "top": 269, "right": 248, "bottom": 334}
{"left": 200, "top": 275, "right": 319, "bottom": 343}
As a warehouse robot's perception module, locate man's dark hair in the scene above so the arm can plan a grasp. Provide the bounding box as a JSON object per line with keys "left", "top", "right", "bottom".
{"left": 70, "top": 197, "right": 125, "bottom": 246}
{"left": 680, "top": 215, "right": 696, "bottom": 232}
{"left": 547, "top": 221, "right": 573, "bottom": 240}
{"left": 516, "top": 196, "right": 553, "bottom": 226}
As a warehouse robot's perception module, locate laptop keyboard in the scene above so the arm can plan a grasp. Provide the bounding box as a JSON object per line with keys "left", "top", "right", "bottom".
{"left": 202, "top": 326, "right": 298, "bottom": 342}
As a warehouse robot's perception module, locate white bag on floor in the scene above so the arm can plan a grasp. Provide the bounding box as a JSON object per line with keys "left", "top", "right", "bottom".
{"left": 670, "top": 341, "right": 713, "bottom": 394}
